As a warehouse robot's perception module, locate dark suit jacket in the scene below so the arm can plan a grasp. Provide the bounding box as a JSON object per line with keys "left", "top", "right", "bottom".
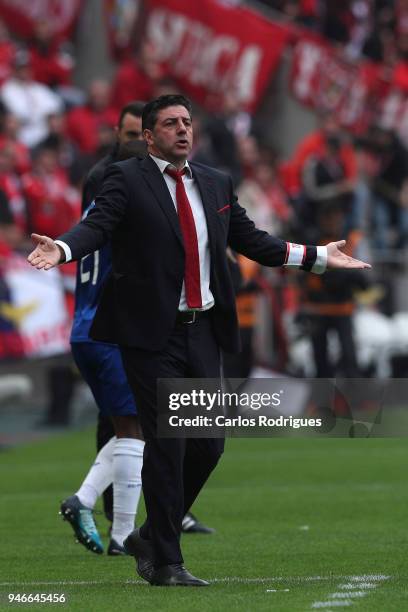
{"left": 58, "top": 156, "right": 318, "bottom": 353}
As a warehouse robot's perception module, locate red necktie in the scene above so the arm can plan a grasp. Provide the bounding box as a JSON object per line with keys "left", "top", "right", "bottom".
{"left": 165, "top": 166, "right": 202, "bottom": 308}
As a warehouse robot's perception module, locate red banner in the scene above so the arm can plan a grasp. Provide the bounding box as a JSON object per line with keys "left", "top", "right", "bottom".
{"left": 0, "top": 0, "right": 82, "bottom": 39}
{"left": 142, "top": 0, "right": 291, "bottom": 113}
{"left": 290, "top": 35, "right": 384, "bottom": 134}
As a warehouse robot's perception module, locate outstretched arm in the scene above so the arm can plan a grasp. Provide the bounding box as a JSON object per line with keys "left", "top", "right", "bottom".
{"left": 27, "top": 164, "right": 128, "bottom": 269}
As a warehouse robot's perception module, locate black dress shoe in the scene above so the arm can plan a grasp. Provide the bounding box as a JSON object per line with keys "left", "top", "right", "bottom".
{"left": 151, "top": 564, "right": 210, "bottom": 587}
{"left": 123, "top": 529, "right": 154, "bottom": 583}
{"left": 181, "top": 512, "right": 215, "bottom": 534}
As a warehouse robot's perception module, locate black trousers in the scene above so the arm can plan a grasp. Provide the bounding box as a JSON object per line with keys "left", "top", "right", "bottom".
{"left": 309, "top": 315, "right": 359, "bottom": 378}
{"left": 120, "top": 314, "right": 224, "bottom": 567}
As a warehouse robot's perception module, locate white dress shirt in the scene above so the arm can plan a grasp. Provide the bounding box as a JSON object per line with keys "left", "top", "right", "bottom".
{"left": 150, "top": 154, "right": 214, "bottom": 311}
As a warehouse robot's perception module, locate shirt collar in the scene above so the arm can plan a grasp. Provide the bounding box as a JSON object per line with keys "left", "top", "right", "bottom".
{"left": 149, "top": 154, "right": 192, "bottom": 178}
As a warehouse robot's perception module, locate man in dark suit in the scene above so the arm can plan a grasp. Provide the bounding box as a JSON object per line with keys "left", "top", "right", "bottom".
{"left": 28, "top": 94, "right": 370, "bottom": 587}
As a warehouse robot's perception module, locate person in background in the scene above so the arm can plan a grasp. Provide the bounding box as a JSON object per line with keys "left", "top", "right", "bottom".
{"left": 0, "top": 143, "right": 27, "bottom": 235}
{"left": 301, "top": 203, "right": 369, "bottom": 378}
{"left": 66, "top": 79, "right": 117, "bottom": 155}
{"left": 369, "top": 127, "right": 408, "bottom": 250}
{"left": 1, "top": 50, "right": 62, "bottom": 148}
{"left": 290, "top": 112, "right": 357, "bottom": 202}
{"left": 0, "top": 111, "right": 31, "bottom": 175}
{"left": 28, "top": 20, "right": 74, "bottom": 88}
{"left": 111, "top": 41, "right": 162, "bottom": 110}
{"left": 301, "top": 131, "right": 355, "bottom": 241}
{"left": 0, "top": 19, "right": 16, "bottom": 87}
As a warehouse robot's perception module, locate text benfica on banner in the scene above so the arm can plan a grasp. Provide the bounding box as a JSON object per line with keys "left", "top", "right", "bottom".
{"left": 142, "top": 0, "right": 291, "bottom": 113}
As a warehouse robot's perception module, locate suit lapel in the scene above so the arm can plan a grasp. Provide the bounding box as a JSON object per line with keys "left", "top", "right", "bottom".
{"left": 141, "top": 156, "right": 183, "bottom": 246}
{"left": 190, "top": 163, "right": 218, "bottom": 262}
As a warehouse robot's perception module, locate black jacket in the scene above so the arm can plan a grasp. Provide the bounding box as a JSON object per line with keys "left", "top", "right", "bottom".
{"left": 58, "top": 156, "right": 318, "bottom": 352}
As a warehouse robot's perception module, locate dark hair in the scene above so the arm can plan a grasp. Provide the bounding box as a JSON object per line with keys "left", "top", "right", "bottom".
{"left": 142, "top": 95, "right": 192, "bottom": 131}
{"left": 118, "top": 101, "right": 145, "bottom": 129}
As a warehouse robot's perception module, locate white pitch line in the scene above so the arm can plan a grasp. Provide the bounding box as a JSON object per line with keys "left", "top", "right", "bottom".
{"left": 339, "top": 583, "right": 377, "bottom": 590}
{"left": 310, "top": 573, "right": 390, "bottom": 609}
{"left": 330, "top": 592, "right": 366, "bottom": 599}
{"left": 0, "top": 576, "right": 344, "bottom": 587}
{"left": 312, "top": 602, "right": 353, "bottom": 608}
{"left": 348, "top": 575, "right": 389, "bottom": 581}
{"left": 0, "top": 574, "right": 392, "bottom": 588}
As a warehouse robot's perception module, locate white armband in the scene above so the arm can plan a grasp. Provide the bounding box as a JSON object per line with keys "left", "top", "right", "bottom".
{"left": 284, "top": 242, "right": 306, "bottom": 268}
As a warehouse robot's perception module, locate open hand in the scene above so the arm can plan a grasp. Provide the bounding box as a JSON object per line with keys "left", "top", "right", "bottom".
{"left": 326, "top": 240, "right": 371, "bottom": 270}
{"left": 27, "top": 233, "right": 62, "bottom": 270}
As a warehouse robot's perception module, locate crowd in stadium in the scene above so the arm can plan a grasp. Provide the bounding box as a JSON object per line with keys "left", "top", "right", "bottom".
{"left": 264, "top": 0, "right": 408, "bottom": 64}
{"left": 0, "top": 0, "right": 407, "bottom": 381}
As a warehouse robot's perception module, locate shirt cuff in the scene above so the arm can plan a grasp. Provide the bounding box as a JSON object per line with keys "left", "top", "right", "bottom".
{"left": 54, "top": 240, "right": 72, "bottom": 263}
{"left": 311, "top": 245, "right": 327, "bottom": 274}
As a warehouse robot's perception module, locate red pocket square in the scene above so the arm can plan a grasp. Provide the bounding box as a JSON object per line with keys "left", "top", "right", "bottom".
{"left": 217, "top": 204, "right": 230, "bottom": 213}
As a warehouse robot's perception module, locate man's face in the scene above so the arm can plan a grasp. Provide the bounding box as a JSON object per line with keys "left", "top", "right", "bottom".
{"left": 117, "top": 113, "right": 143, "bottom": 145}
{"left": 144, "top": 105, "right": 193, "bottom": 165}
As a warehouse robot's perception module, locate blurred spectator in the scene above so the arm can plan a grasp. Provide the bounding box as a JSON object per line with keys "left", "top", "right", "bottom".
{"left": 111, "top": 41, "right": 162, "bottom": 109}
{"left": 28, "top": 20, "right": 74, "bottom": 88}
{"left": 289, "top": 112, "right": 357, "bottom": 199}
{"left": 367, "top": 127, "right": 408, "bottom": 250}
{"left": 0, "top": 187, "right": 23, "bottom": 250}
{"left": 301, "top": 132, "right": 355, "bottom": 237}
{"left": 391, "top": 32, "right": 408, "bottom": 91}
{"left": 353, "top": 3, "right": 396, "bottom": 63}
{"left": 237, "top": 154, "right": 292, "bottom": 234}
{"left": 0, "top": 111, "right": 31, "bottom": 174}
{"left": 396, "top": 0, "right": 408, "bottom": 33}
{"left": 66, "top": 79, "right": 117, "bottom": 155}
{"left": 189, "top": 113, "right": 218, "bottom": 167}
{"left": 21, "top": 145, "right": 80, "bottom": 238}
{"left": 236, "top": 135, "right": 261, "bottom": 179}
{"left": 280, "top": 0, "right": 321, "bottom": 28}
{"left": 0, "top": 20, "right": 15, "bottom": 86}
{"left": 0, "top": 50, "right": 62, "bottom": 148}
{"left": 205, "top": 90, "right": 248, "bottom": 185}
{"left": 91, "top": 122, "right": 118, "bottom": 164}
{"left": 301, "top": 204, "right": 369, "bottom": 377}
{"left": 223, "top": 251, "right": 261, "bottom": 378}
{"left": 40, "top": 113, "right": 85, "bottom": 185}
{"left": 152, "top": 76, "right": 181, "bottom": 99}
{"left": 320, "top": 2, "right": 351, "bottom": 44}
{"left": 0, "top": 143, "right": 27, "bottom": 233}
{"left": 345, "top": 0, "right": 374, "bottom": 60}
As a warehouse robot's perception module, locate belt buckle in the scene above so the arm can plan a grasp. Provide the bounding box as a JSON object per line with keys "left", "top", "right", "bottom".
{"left": 185, "top": 311, "right": 196, "bottom": 324}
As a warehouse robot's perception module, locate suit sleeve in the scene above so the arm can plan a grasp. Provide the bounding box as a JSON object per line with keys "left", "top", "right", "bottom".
{"left": 226, "top": 177, "right": 318, "bottom": 271}
{"left": 57, "top": 164, "right": 128, "bottom": 261}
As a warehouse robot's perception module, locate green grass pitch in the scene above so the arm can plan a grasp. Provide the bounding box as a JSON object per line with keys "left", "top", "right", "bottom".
{"left": 1, "top": 429, "right": 407, "bottom": 610}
